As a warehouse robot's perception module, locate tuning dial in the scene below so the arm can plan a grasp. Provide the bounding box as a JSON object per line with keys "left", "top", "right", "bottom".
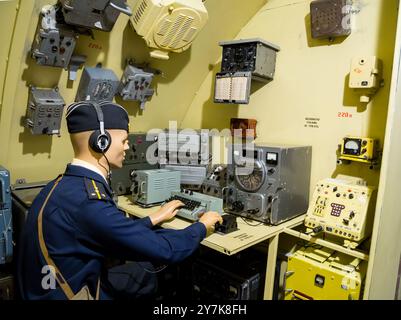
{"left": 232, "top": 201, "right": 244, "bottom": 212}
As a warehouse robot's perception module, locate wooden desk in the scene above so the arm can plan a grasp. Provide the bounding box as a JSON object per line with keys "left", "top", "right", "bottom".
{"left": 118, "top": 195, "right": 305, "bottom": 299}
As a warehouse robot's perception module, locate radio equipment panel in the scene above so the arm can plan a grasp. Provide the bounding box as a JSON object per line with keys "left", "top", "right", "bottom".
{"left": 224, "top": 144, "right": 312, "bottom": 225}
{"left": 131, "top": 169, "right": 181, "bottom": 207}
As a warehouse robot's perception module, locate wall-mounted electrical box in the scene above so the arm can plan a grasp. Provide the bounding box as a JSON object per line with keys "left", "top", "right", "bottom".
{"left": 310, "top": 0, "right": 352, "bottom": 39}
{"left": 31, "top": 5, "right": 77, "bottom": 69}
{"left": 118, "top": 65, "right": 155, "bottom": 110}
{"left": 25, "top": 87, "right": 65, "bottom": 136}
{"left": 349, "top": 56, "right": 383, "bottom": 103}
{"left": 130, "top": 0, "right": 208, "bottom": 60}
{"left": 75, "top": 67, "right": 120, "bottom": 102}
{"left": 59, "top": 0, "right": 132, "bottom": 32}
{"left": 215, "top": 38, "right": 280, "bottom": 104}
{"left": 219, "top": 38, "right": 280, "bottom": 83}
{"left": 338, "top": 136, "right": 379, "bottom": 167}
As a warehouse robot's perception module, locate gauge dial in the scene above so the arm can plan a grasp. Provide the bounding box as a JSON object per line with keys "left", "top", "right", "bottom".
{"left": 344, "top": 139, "right": 361, "bottom": 155}
{"left": 234, "top": 161, "right": 266, "bottom": 192}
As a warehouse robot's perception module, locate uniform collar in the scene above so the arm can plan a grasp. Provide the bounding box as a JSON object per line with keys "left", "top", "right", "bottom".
{"left": 64, "top": 163, "right": 113, "bottom": 196}
{"left": 71, "top": 158, "right": 108, "bottom": 183}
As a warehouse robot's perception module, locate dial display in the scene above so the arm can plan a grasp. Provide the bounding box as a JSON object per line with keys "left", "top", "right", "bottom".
{"left": 343, "top": 139, "right": 362, "bottom": 156}
{"left": 234, "top": 160, "right": 266, "bottom": 192}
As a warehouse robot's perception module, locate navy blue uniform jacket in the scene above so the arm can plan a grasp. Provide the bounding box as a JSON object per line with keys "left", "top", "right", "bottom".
{"left": 18, "top": 164, "right": 207, "bottom": 299}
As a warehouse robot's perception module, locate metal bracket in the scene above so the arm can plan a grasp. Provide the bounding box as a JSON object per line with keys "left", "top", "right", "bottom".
{"left": 68, "top": 55, "right": 87, "bottom": 81}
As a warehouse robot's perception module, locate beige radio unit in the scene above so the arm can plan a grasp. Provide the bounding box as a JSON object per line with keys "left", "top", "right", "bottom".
{"left": 130, "top": 0, "right": 208, "bottom": 60}
{"left": 304, "top": 178, "right": 377, "bottom": 248}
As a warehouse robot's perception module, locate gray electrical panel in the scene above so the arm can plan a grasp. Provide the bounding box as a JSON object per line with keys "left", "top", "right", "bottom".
{"left": 0, "top": 166, "right": 13, "bottom": 265}
{"left": 111, "top": 132, "right": 159, "bottom": 196}
{"left": 219, "top": 38, "right": 280, "bottom": 83}
{"left": 111, "top": 163, "right": 158, "bottom": 196}
{"left": 31, "top": 26, "right": 77, "bottom": 69}
{"left": 158, "top": 130, "right": 212, "bottom": 165}
{"left": 31, "top": 5, "right": 78, "bottom": 69}
{"left": 118, "top": 65, "right": 155, "bottom": 110}
{"left": 124, "top": 132, "right": 159, "bottom": 165}
{"left": 131, "top": 169, "right": 181, "bottom": 207}
{"left": 26, "top": 87, "right": 65, "bottom": 135}
{"left": 163, "top": 164, "right": 208, "bottom": 188}
{"left": 310, "top": 0, "right": 351, "bottom": 39}
{"left": 59, "top": 0, "right": 132, "bottom": 32}
{"left": 223, "top": 143, "right": 312, "bottom": 225}
{"left": 75, "top": 67, "right": 119, "bottom": 102}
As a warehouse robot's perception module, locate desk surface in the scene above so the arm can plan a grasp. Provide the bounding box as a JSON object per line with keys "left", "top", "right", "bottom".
{"left": 118, "top": 195, "right": 305, "bottom": 255}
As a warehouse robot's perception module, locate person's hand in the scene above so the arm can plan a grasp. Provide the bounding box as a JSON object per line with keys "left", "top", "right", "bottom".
{"left": 149, "top": 200, "right": 184, "bottom": 226}
{"left": 198, "top": 211, "right": 223, "bottom": 235}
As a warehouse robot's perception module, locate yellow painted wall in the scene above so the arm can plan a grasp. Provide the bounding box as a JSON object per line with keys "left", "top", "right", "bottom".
{"left": 0, "top": 0, "right": 19, "bottom": 115}
{"left": 0, "top": 0, "right": 266, "bottom": 183}
{"left": 182, "top": 0, "right": 398, "bottom": 198}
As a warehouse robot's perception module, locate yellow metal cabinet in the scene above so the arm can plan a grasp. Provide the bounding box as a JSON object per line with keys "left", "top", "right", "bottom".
{"left": 285, "top": 247, "right": 367, "bottom": 300}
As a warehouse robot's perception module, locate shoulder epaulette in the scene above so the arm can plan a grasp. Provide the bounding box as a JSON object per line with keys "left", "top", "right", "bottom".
{"left": 84, "top": 177, "right": 109, "bottom": 201}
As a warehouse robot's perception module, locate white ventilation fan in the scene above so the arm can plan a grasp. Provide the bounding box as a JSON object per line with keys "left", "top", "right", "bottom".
{"left": 130, "top": 0, "right": 208, "bottom": 60}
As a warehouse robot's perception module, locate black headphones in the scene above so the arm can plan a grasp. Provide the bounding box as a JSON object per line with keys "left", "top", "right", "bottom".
{"left": 88, "top": 102, "right": 112, "bottom": 154}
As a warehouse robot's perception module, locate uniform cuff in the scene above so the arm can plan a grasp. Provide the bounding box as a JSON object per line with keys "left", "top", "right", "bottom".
{"left": 139, "top": 216, "right": 154, "bottom": 228}
{"left": 189, "top": 222, "right": 207, "bottom": 240}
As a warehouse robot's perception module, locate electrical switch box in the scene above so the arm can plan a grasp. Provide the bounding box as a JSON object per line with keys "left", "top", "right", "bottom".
{"left": 75, "top": 67, "right": 120, "bottom": 102}
{"left": 25, "top": 87, "right": 65, "bottom": 136}
{"left": 59, "top": 0, "right": 132, "bottom": 32}
{"left": 349, "top": 56, "right": 383, "bottom": 103}
{"left": 219, "top": 38, "right": 280, "bottom": 83}
{"left": 31, "top": 5, "right": 77, "bottom": 69}
{"left": 118, "top": 65, "right": 155, "bottom": 110}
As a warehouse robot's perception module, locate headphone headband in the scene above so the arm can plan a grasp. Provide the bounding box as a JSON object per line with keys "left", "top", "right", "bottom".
{"left": 89, "top": 101, "right": 106, "bottom": 138}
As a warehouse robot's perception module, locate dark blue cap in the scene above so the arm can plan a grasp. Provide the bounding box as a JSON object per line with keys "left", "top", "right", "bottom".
{"left": 66, "top": 101, "right": 129, "bottom": 133}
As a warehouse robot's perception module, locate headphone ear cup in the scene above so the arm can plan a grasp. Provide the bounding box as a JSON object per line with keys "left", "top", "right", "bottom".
{"left": 89, "top": 130, "right": 111, "bottom": 153}
{"left": 89, "top": 130, "right": 101, "bottom": 153}
{"left": 98, "top": 131, "right": 111, "bottom": 153}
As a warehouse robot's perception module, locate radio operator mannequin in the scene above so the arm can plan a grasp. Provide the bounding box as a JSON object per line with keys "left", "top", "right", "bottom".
{"left": 18, "top": 101, "right": 222, "bottom": 300}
